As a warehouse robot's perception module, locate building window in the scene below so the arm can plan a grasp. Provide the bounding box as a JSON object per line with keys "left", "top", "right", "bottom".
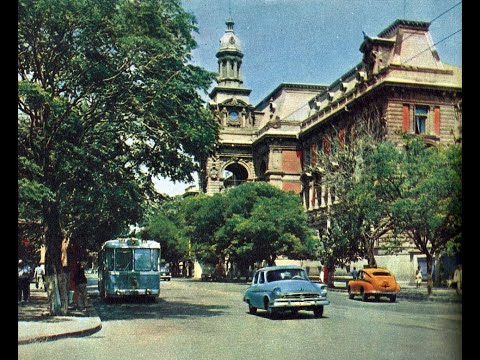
{"left": 414, "top": 106, "right": 429, "bottom": 134}
{"left": 304, "top": 147, "right": 311, "bottom": 168}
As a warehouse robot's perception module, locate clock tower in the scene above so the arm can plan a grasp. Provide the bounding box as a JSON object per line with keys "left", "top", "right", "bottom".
{"left": 201, "top": 17, "right": 256, "bottom": 195}
{"left": 209, "top": 17, "right": 255, "bottom": 128}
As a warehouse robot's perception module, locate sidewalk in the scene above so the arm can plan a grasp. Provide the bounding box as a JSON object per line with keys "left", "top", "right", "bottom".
{"left": 330, "top": 280, "right": 463, "bottom": 303}
{"left": 18, "top": 283, "right": 102, "bottom": 345}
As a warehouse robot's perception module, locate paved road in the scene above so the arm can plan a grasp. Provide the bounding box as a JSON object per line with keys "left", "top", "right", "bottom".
{"left": 18, "top": 278, "right": 462, "bottom": 360}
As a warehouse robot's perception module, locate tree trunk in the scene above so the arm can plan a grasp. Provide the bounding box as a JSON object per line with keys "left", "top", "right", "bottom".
{"left": 366, "top": 239, "right": 377, "bottom": 267}
{"left": 434, "top": 252, "right": 441, "bottom": 287}
{"left": 43, "top": 201, "right": 69, "bottom": 315}
{"left": 426, "top": 252, "right": 434, "bottom": 296}
{"left": 326, "top": 262, "right": 335, "bottom": 289}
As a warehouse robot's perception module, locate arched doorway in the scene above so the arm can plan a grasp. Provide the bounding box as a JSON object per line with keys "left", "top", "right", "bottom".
{"left": 224, "top": 163, "right": 248, "bottom": 189}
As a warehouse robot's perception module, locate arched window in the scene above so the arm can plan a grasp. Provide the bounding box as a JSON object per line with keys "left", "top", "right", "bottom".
{"left": 224, "top": 163, "right": 248, "bottom": 188}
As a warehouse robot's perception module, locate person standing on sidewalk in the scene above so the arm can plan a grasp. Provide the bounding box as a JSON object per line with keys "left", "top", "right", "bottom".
{"left": 73, "top": 261, "right": 88, "bottom": 310}
{"left": 18, "top": 260, "right": 32, "bottom": 303}
{"left": 415, "top": 266, "right": 423, "bottom": 288}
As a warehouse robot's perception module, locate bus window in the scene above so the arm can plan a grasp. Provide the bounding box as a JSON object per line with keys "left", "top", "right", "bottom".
{"left": 116, "top": 249, "right": 133, "bottom": 271}
{"left": 134, "top": 249, "right": 152, "bottom": 271}
{"left": 152, "top": 249, "right": 159, "bottom": 271}
{"left": 106, "top": 248, "right": 115, "bottom": 271}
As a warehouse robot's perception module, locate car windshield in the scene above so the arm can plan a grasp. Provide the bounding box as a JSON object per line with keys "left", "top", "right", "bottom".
{"left": 266, "top": 269, "right": 308, "bottom": 282}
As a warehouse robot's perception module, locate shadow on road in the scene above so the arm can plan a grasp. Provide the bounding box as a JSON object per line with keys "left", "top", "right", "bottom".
{"left": 246, "top": 310, "right": 330, "bottom": 321}
{"left": 93, "top": 296, "right": 229, "bottom": 322}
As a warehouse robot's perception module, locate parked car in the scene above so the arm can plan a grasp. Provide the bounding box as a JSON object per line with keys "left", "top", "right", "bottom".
{"left": 243, "top": 265, "right": 330, "bottom": 318}
{"left": 347, "top": 267, "right": 400, "bottom": 302}
{"left": 200, "top": 265, "right": 226, "bottom": 282}
{"left": 160, "top": 266, "right": 172, "bottom": 281}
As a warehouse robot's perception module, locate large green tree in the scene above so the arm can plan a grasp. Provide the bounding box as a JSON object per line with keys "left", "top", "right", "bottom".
{"left": 380, "top": 137, "right": 462, "bottom": 295}
{"left": 314, "top": 106, "right": 390, "bottom": 278}
{"left": 18, "top": 0, "right": 218, "bottom": 314}
{"left": 183, "top": 182, "right": 318, "bottom": 275}
{"left": 141, "top": 197, "right": 192, "bottom": 276}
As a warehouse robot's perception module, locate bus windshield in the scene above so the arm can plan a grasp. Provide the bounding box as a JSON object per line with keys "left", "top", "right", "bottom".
{"left": 115, "top": 249, "right": 133, "bottom": 271}
{"left": 135, "top": 249, "right": 152, "bottom": 271}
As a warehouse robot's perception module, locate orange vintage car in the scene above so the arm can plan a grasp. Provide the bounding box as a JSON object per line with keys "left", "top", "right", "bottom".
{"left": 347, "top": 267, "right": 400, "bottom": 302}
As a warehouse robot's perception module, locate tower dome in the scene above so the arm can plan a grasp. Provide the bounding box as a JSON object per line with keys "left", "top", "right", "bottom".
{"left": 215, "top": 17, "right": 245, "bottom": 88}
{"left": 218, "top": 17, "right": 242, "bottom": 54}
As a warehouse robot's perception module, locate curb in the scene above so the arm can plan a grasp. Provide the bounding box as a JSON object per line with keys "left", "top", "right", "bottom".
{"left": 18, "top": 322, "right": 102, "bottom": 345}
{"left": 18, "top": 304, "right": 103, "bottom": 345}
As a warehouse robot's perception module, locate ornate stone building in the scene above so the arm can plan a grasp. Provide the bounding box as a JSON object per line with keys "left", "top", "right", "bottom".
{"left": 199, "top": 18, "right": 461, "bottom": 280}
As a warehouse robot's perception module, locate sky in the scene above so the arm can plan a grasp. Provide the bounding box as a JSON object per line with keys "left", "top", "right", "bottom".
{"left": 154, "top": 0, "right": 462, "bottom": 196}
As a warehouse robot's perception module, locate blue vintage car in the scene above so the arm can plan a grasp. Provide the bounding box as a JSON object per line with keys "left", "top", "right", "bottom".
{"left": 243, "top": 265, "right": 330, "bottom": 318}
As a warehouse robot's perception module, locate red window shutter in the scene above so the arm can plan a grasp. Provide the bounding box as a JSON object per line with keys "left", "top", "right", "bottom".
{"left": 323, "top": 137, "right": 330, "bottom": 156}
{"left": 311, "top": 144, "right": 317, "bottom": 167}
{"left": 297, "top": 150, "right": 303, "bottom": 168}
{"left": 402, "top": 104, "right": 410, "bottom": 131}
{"left": 338, "top": 128, "right": 346, "bottom": 148}
{"left": 434, "top": 107, "right": 440, "bottom": 136}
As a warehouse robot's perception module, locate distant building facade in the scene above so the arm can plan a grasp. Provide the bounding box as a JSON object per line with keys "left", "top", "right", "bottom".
{"left": 199, "top": 18, "right": 462, "bottom": 281}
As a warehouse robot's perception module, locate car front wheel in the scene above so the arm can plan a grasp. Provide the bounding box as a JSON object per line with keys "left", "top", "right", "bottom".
{"left": 389, "top": 294, "right": 396, "bottom": 302}
{"left": 248, "top": 303, "right": 257, "bottom": 315}
{"left": 265, "top": 298, "right": 277, "bottom": 318}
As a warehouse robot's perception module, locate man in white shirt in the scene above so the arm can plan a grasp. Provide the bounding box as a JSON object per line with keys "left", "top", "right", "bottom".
{"left": 34, "top": 263, "right": 46, "bottom": 291}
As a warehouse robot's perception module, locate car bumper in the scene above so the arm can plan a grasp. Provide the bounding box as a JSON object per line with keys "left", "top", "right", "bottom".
{"left": 272, "top": 298, "right": 330, "bottom": 308}
{"left": 366, "top": 291, "right": 398, "bottom": 296}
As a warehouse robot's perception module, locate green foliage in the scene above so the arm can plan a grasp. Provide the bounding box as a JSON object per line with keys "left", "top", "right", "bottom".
{"left": 141, "top": 197, "right": 190, "bottom": 265}
{"left": 315, "top": 114, "right": 391, "bottom": 267}
{"left": 196, "top": 182, "right": 317, "bottom": 266}
{"left": 385, "top": 137, "right": 462, "bottom": 255}
{"left": 143, "top": 182, "right": 318, "bottom": 268}
{"left": 315, "top": 117, "right": 461, "bottom": 269}
{"left": 18, "top": 0, "right": 219, "bottom": 262}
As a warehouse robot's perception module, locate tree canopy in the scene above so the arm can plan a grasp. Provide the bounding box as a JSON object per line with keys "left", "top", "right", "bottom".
{"left": 143, "top": 182, "right": 318, "bottom": 275}
{"left": 317, "top": 131, "right": 461, "bottom": 293}
{"left": 18, "top": 0, "right": 219, "bottom": 314}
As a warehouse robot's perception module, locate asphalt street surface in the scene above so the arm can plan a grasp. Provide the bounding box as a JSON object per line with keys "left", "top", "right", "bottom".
{"left": 18, "top": 278, "right": 462, "bottom": 360}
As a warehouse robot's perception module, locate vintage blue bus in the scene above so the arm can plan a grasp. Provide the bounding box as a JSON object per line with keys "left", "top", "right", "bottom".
{"left": 98, "top": 238, "right": 161, "bottom": 302}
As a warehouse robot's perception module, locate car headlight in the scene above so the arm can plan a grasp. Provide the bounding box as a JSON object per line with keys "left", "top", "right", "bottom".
{"left": 273, "top": 287, "right": 282, "bottom": 297}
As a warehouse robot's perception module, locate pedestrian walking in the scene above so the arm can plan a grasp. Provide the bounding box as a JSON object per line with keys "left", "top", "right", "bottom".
{"left": 351, "top": 266, "right": 359, "bottom": 280}
{"left": 74, "top": 261, "right": 88, "bottom": 310}
{"left": 415, "top": 266, "right": 423, "bottom": 288}
{"left": 34, "top": 263, "right": 46, "bottom": 291}
{"left": 18, "top": 260, "right": 32, "bottom": 303}
{"left": 453, "top": 264, "right": 462, "bottom": 295}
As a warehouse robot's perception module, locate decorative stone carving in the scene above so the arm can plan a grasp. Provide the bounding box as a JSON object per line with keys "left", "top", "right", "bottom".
{"left": 209, "top": 167, "right": 218, "bottom": 180}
